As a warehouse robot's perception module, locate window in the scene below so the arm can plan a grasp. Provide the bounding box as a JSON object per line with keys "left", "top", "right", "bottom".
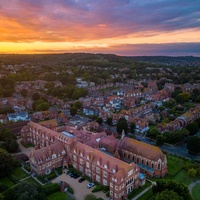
{"left": 158, "top": 163, "right": 160, "bottom": 170}
{"left": 147, "top": 161, "right": 149, "bottom": 166}
{"left": 96, "top": 167, "right": 100, "bottom": 173}
{"left": 110, "top": 183, "right": 113, "bottom": 188}
{"left": 137, "top": 158, "right": 139, "bottom": 163}
{"left": 86, "top": 162, "right": 90, "bottom": 168}
{"left": 152, "top": 163, "right": 154, "bottom": 168}
{"left": 115, "top": 186, "right": 118, "bottom": 191}
{"left": 103, "top": 171, "right": 107, "bottom": 178}
{"left": 128, "top": 154, "right": 130, "bottom": 159}
{"left": 142, "top": 159, "right": 144, "bottom": 164}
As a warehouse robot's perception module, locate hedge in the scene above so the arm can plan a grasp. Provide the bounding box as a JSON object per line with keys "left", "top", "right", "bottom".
{"left": 43, "top": 183, "right": 59, "bottom": 195}
{"left": 68, "top": 186, "right": 74, "bottom": 194}
{"left": 92, "top": 185, "right": 103, "bottom": 193}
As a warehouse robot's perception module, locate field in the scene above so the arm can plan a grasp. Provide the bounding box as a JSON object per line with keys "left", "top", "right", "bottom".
{"left": 48, "top": 191, "right": 74, "bottom": 200}
{"left": 192, "top": 184, "right": 200, "bottom": 200}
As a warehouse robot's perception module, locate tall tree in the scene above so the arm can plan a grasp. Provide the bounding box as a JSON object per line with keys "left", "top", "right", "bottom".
{"left": 186, "top": 122, "right": 199, "bottom": 136}
{"left": 0, "top": 148, "right": 16, "bottom": 178}
{"left": 117, "top": 117, "right": 128, "bottom": 134}
{"left": 187, "top": 136, "right": 200, "bottom": 155}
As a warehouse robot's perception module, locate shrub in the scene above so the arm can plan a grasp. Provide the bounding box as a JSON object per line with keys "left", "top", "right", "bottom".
{"left": 43, "top": 183, "right": 59, "bottom": 195}
{"left": 68, "top": 186, "right": 74, "bottom": 194}
{"left": 106, "top": 191, "right": 110, "bottom": 197}
{"left": 102, "top": 186, "right": 109, "bottom": 193}
{"left": 0, "top": 183, "right": 8, "bottom": 193}
{"left": 92, "top": 185, "right": 103, "bottom": 193}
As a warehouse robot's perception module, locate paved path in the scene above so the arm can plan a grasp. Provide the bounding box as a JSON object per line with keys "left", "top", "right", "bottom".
{"left": 188, "top": 180, "right": 200, "bottom": 194}
{"left": 131, "top": 185, "right": 153, "bottom": 200}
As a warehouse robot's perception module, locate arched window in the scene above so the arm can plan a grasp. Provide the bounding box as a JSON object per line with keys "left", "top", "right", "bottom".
{"left": 158, "top": 163, "right": 160, "bottom": 170}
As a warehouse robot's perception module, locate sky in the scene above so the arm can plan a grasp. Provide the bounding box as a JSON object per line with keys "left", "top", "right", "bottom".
{"left": 0, "top": 0, "right": 200, "bottom": 56}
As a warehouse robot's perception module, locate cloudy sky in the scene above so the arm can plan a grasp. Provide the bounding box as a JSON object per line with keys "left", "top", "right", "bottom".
{"left": 0, "top": 0, "right": 200, "bottom": 55}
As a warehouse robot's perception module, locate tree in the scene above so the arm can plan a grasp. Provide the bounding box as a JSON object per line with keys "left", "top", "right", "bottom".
{"left": 187, "top": 136, "right": 200, "bottom": 155}
{"left": 186, "top": 122, "right": 199, "bottom": 136}
{"left": 36, "top": 102, "right": 49, "bottom": 111}
{"left": 117, "top": 117, "right": 128, "bottom": 134}
{"left": 188, "top": 168, "right": 197, "bottom": 177}
{"left": 175, "top": 92, "right": 191, "bottom": 104}
{"left": 73, "top": 101, "right": 82, "bottom": 109}
{"left": 0, "top": 129, "right": 19, "bottom": 153}
{"left": 152, "top": 180, "right": 192, "bottom": 200}
{"left": 130, "top": 122, "right": 136, "bottom": 134}
{"left": 194, "top": 95, "right": 200, "bottom": 102}
{"left": 195, "top": 118, "right": 200, "bottom": 128}
{"left": 84, "top": 194, "right": 97, "bottom": 200}
{"left": 20, "top": 89, "right": 27, "bottom": 98}
{"left": 156, "top": 134, "right": 165, "bottom": 146}
{"left": 32, "top": 93, "right": 40, "bottom": 101}
{"left": 155, "top": 189, "right": 183, "bottom": 200}
{"left": 70, "top": 107, "right": 77, "bottom": 116}
{"left": 146, "top": 127, "right": 159, "bottom": 139}
{"left": 5, "top": 181, "right": 47, "bottom": 200}
{"left": 96, "top": 117, "right": 103, "bottom": 125}
{"left": 106, "top": 117, "right": 112, "bottom": 125}
{"left": 0, "top": 148, "right": 16, "bottom": 178}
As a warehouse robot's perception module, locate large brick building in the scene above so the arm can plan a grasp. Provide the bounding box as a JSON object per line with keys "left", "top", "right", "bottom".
{"left": 21, "top": 121, "right": 167, "bottom": 199}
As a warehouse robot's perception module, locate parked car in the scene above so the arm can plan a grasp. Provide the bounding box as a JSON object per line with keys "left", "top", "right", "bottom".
{"left": 87, "top": 182, "right": 94, "bottom": 189}
{"left": 68, "top": 172, "right": 75, "bottom": 178}
{"left": 73, "top": 173, "right": 80, "bottom": 179}
{"left": 78, "top": 177, "right": 85, "bottom": 183}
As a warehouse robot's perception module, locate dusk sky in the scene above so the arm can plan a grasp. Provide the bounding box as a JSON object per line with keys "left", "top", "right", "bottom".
{"left": 0, "top": 0, "right": 200, "bottom": 56}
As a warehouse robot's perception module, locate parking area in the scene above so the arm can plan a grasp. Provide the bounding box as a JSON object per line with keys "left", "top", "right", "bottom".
{"left": 52, "top": 172, "right": 109, "bottom": 200}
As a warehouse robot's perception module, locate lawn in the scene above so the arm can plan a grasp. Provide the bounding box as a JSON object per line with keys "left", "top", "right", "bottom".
{"left": 11, "top": 167, "right": 29, "bottom": 180}
{"left": 192, "top": 183, "right": 200, "bottom": 200}
{"left": 48, "top": 191, "right": 74, "bottom": 200}
{"left": 0, "top": 176, "right": 14, "bottom": 187}
{"left": 128, "top": 181, "right": 151, "bottom": 199}
{"left": 137, "top": 188, "right": 154, "bottom": 200}
{"left": 166, "top": 155, "right": 186, "bottom": 179}
{"left": 23, "top": 177, "right": 41, "bottom": 186}
{"left": 173, "top": 169, "right": 199, "bottom": 186}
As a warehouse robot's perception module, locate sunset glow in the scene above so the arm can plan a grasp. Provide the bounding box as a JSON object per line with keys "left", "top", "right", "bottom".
{"left": 0, "top": 0, "right": 200, "bottom": 56}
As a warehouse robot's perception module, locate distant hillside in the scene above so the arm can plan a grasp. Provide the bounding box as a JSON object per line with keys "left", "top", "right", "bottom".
{"left": 0, "top": 53, "right": 200, "bottom": 67}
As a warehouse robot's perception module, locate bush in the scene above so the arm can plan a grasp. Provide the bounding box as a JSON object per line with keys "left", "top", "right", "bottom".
{"left": 43, "top": 183, "right": 59, "bottom": 195}
{"left": 106, "top": 191, "right": 110, "bottom": 197}
{"left": 0, "top": 183, "right": 8, "bottom": 193}
{"left": 92, "top": 185, "right": 103, "bottom": 193}
{"left": 102, "top": 186, "right": 109, "bottom": 193}
{"left": 68, "top": 186, "right": 74, "bottom": 194}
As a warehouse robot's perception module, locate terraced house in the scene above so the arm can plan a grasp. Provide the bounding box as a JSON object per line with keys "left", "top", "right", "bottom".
{"left": 21, "top": 121, "right": 166, "bottom": 199}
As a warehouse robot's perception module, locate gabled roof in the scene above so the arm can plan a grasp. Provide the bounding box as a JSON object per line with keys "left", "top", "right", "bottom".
{"left": 119, "top": 137, "right": 166, "bottom": 162}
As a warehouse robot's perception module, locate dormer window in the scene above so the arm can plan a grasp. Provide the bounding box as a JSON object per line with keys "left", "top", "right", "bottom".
{"left": 97, "top": 161, "right": 100, "bottom": 165}
{"left": 104, "top": 164, "right": 107, "bottom": 169}
{"left": 112, "top": 169, "right": 116, "bottom": 173}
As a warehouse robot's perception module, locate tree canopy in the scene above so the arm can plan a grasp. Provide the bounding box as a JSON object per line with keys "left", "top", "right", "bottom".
{"left": 187, "top": 136, "right": 200, "bottom": 155}
{"left": 117, "top": 117, "right": 128, "bottom": 134}
{"left": 0, "top": 148, "right": 17, "bottom": 178}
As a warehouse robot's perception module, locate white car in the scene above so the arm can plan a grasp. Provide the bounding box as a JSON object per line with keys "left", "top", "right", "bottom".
{"left": 87, "top": 182, "right": 94, "bottom": 189}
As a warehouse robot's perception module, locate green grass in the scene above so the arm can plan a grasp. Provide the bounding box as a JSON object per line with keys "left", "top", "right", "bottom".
{"left": 166, "top": 155, "right": 186, "bottom": 179}
{"left": 11, "top": 167, "right": 29, "bottom": 180}
{"left": 48, "top": 191, "right": 74, "bottom": 200}
{"left": 23, "top": 177, "right": 41, "bottom": 186}
{"left": 128, "top": 181, "right": 151, "bottom": 199}
{"left": 0, "top": 176, "right": 14, "bottom": 188}
{"left": 192, "top": 183, "right": 200, "bottom": 200}
{"left": 173, "top": 169, "right": 199, "bottom": 186}
{"left": 137, "top": 188, "right": 154, "bottom": 200}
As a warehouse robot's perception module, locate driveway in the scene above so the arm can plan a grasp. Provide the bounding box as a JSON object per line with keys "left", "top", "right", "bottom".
{"left": 52, "top": 173, "right": 109, "bottom": 200}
